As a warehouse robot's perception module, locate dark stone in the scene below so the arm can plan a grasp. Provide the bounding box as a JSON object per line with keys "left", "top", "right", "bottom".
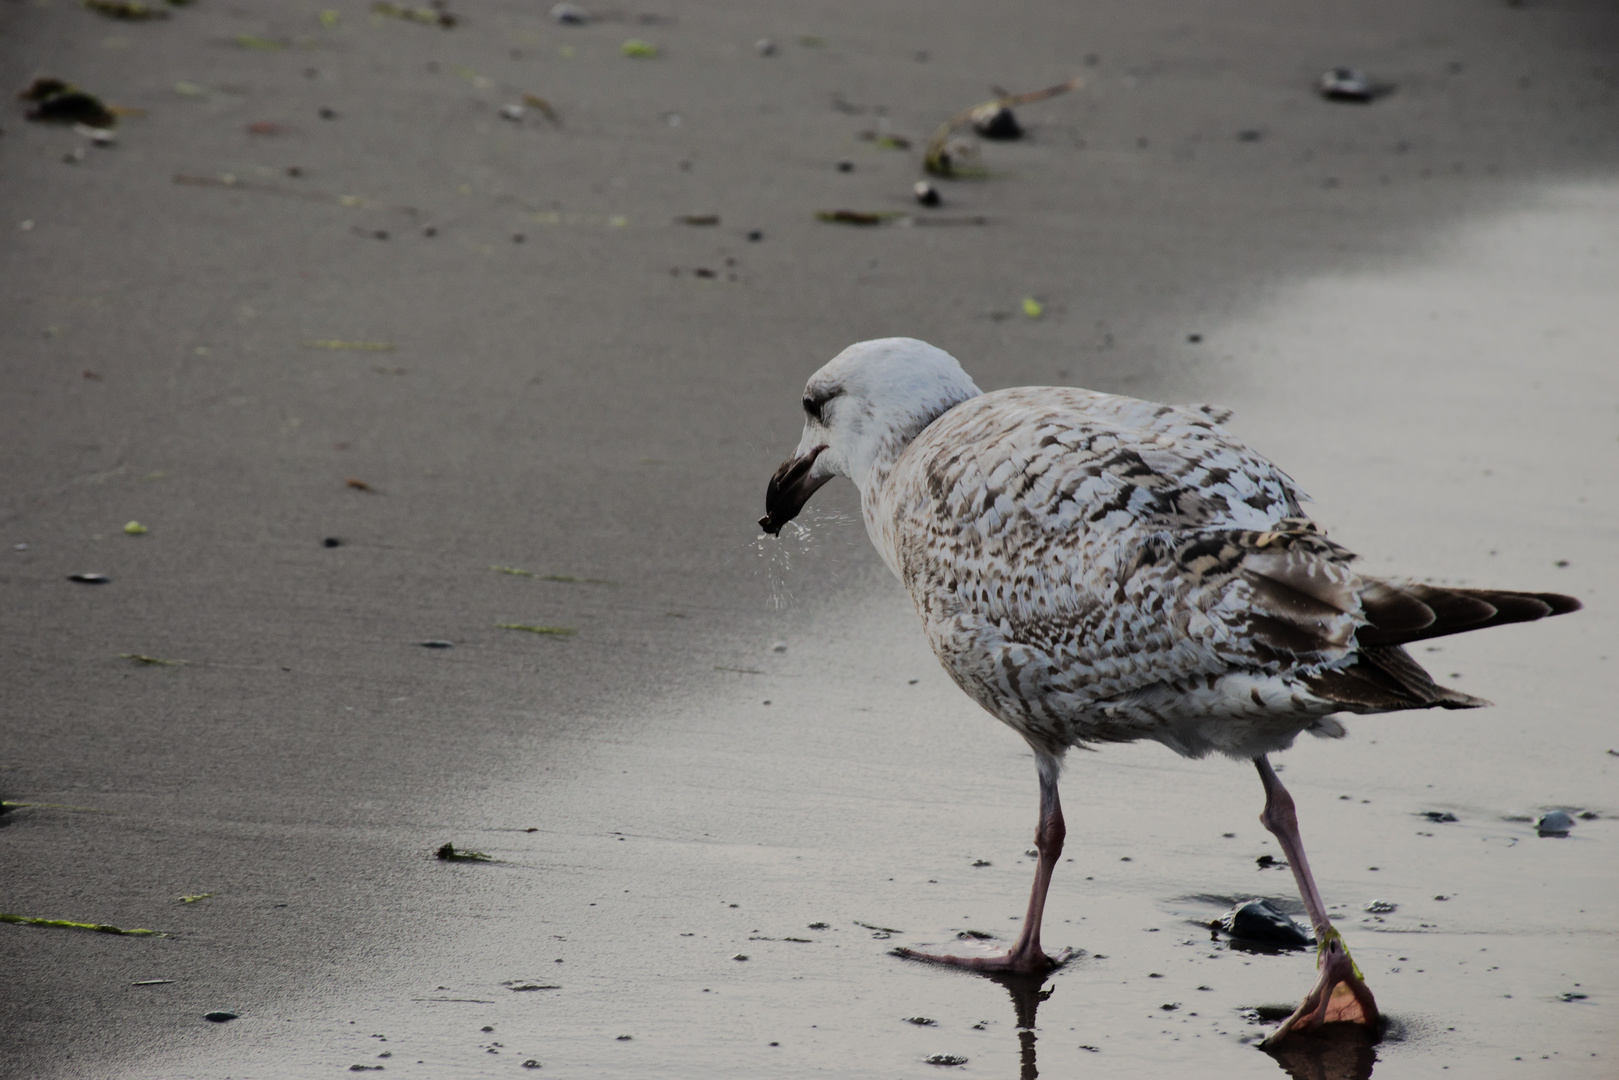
{"left": 1219, "top": 898, "right": 1312, "bottom": 949}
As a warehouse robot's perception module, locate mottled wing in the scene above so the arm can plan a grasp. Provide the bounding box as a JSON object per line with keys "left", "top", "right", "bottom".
{"left": 882, "top": 388, "right": 1354, "bottom": 748}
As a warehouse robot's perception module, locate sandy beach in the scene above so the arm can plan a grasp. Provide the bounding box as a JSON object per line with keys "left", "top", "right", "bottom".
{"left": 3, "top": 1, "right": 1617, "bottom": 1077}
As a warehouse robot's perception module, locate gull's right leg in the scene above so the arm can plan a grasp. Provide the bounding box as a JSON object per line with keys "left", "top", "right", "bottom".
{"left": 1253, "top": 755, "right": 1379, "bottom": 1045}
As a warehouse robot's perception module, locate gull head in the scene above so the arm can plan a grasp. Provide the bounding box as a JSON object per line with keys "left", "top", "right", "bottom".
{"left": 759, "top": 337, "right": 982, "bottom": 535}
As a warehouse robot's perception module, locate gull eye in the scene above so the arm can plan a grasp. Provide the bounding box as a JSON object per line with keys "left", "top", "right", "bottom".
{"left": 803, "top": 395, "right": 823, "bottom": 423}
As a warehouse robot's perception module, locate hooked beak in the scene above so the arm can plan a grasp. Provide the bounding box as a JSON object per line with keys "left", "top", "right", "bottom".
{"left": 759, "top": 444, "right": 831, "bottom": 535}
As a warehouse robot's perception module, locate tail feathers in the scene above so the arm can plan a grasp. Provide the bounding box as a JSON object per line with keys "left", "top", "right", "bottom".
{"left": 1357, "top": 583, "right": 1581, "bottom": 648}
{"left": 1305, "top": 581, "right": 1579, "bottom": 714}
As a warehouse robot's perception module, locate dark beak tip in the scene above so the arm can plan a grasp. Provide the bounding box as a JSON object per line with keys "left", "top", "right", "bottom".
{"left": 758, "top": 515, "right": 780, "bottom": 535}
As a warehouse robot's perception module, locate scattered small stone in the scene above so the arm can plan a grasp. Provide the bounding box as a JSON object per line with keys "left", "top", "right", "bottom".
{"left": 521, "top": 1062, "right": 541, "bottom": 1070}
{"left": 549, "top": 3, "right": 586, "bottom": 24}
{"left": 913, "top": 181, "right": 941, "bottom": 207}
{"left": 969, "top": 103, "right": 1021, "bottom": 140}
{"left": 615, "top": 1034, "right": 633, "bottom": 1041}
{"left": 1364, "top": 899, "right": 1397, "bottom": 914}
{"left": 1160, "top": 1002, "right": 1180, "bottom": 1011}
{"left": 732, "top": 954, "right": 748, "bottom": 961}
{"left": 1422, "top": 811, "right": 1459, "bottom": 823}
{"left": 904, "top": 1016, "right": 937, "bottom": 1025}
{"left": 1317, "top": 67, "right": 1381, "bottom": 103}
{"left": 1536, "top": 810, "right": 1575, "bottom": 837}
{"left": 318, "top": 107, "right": 338, "bottom": 119}
{"left": 68, "top": 573, "right": 110, "bottom": 584}
{"left": 349, "top": 1067, "right": 383, "bottom": 1073}
{"left": 1433, "top": 895, "right": 1450, "bottom": 901}
{"left": 924, "top": 1054, "right": 968, "bottom": 1067}
{"left": 1236, "top": 128, "right": 1263, "bottom": 142}
{"left": 971, "top": 859, "right": 991, "bottom": 867}
{"left": 203, "top": 1011, "right": 239, "bottom": 1022}
{"left": 1255, "top": 854, "right": 1284, "bottom": 869}
{"left": 1219, "top": 898, "right": 1312, "bottom": 948}
{"left": 747, "top": 230, "right": 763, "bottom": 242}
{"left": 435, "top": 842, "right": 492, "bottom": 861}
{"left": 19, "top": 77, "right": 117, "bottom": 127}
{"left": 755, "top": 38, "right": 777, "bottom": 56}
{"left": 1558, "top": 991, "right": 1588, "bottom": 1002}
{"left": 322, "top": 537, "right": 343, "bottom": 547}
{"left": 499, "top": 103, "right": 526, "bottom": 122}
{"left": 771, "top": 641, "right": 787, "bottom": 652}
{"left": 419, "top": 640, "right": 453, "bottom": 649}
{"left": 76, "top": 123, "right": 116, "bottom": 146}
{"left": 836, "top": 160, "right": 853, "bottom": 172}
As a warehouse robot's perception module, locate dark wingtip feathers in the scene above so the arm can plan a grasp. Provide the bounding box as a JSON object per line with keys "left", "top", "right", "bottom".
{"left": 1355, "top": 584, "right": 1580, "bottom": 648}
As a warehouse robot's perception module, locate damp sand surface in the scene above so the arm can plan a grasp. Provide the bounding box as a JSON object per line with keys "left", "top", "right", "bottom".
{"left": 2, "top": 2, "right": 1617, "bottom": 1078}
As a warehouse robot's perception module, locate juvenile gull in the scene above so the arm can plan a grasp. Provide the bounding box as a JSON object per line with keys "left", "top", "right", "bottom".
{"left": 758, "top": 337, "right": 1580, "bottom": 1044}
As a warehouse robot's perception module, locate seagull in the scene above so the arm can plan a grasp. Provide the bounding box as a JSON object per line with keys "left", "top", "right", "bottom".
{"left": 758, "top": 337, "right": 1580, "bottom": 1044}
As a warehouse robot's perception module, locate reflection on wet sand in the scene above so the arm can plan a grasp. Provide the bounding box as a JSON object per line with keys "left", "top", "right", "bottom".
{"left": 1263, "top": 1022, "right": 1379, "bottom": 1080}
{"left": 979, "top": 968, "right": 1379, "bottom": 1080}
{"left": 984, "top": 972, "right": 1055, "bottom": 1080}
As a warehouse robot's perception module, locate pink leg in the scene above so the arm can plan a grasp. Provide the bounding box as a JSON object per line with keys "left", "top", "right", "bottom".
{"left": 1254, "top": 755, "right": 1380, "bottom": 1045}
{"left": 896, "top": 758, "right": 1072, "bottom": 975}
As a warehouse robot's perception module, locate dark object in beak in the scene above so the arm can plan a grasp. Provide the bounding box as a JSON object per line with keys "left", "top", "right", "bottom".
{"left": 759, "top": 445, "right": 831, "bottom": 535}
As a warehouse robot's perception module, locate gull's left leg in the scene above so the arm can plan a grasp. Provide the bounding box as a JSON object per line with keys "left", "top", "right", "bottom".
{"left": 896, "top": 754, "right": 1071, "bottom": 974}
{"left": 1253, "top": 755, "right": 1379, "bottom": 1045}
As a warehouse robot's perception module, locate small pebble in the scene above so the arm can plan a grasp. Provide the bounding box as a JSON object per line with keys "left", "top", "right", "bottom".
{"left": 68, "top": 573, "right": 110, "bottom": 584}
{"left": 924, "top": 1055, "right": 967, "bottom": 1066}
{"left": 836, "top": 160, "right": 853, "bottom": 172}
{"left": 771, "top": 641, "right": 787, "bottom": 652}
{"left": 1364, "top": 899, "right": 1397, "bottom": 914}
{"left": 755, "top": 38, "right": 776, "bottom": 56}
{"left": 1536, "top": 810, "right": 1574, "bottom": 837}
{"left": 318, "top": 106, "right": 338, "bottom": 119}
{"left": 203, "top": 1011, "right": 239, "bottom": 1022}
{"left": 419, "top": 640, "right": 454, "bottom": 649}
{"left": 969, "top": 103, "right": 1021, "bottom": 139}
{"left": 521, "top": 1062, "right": 541, "bottom": 1070}
{"left": 499, "top": 103, "right": 526, "bottom": 122}
{"left": 747, "top": 230, "right": 763, "bottom": 242}
{"left": 1318, "top": 67, "right": 1378, "bottom": 102}
{"left": 903, "top": 1017, "right": 937, "bottom": 1026}
{"left": 913, "top": 181, "right": 941, "bottom": 207}
{"left": 550, "top": 3, "right": 586, "bottom": 24}
{"left": 732, "top": 954, "right": 749, "bottom": 961}
{"left": 322, "top": 537, "right": 343, "bottom": 547}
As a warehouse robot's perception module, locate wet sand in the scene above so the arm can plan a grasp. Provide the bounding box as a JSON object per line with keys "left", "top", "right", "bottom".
{"left": 3, "top": 1, "right": 1617, "bottom": 1077}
